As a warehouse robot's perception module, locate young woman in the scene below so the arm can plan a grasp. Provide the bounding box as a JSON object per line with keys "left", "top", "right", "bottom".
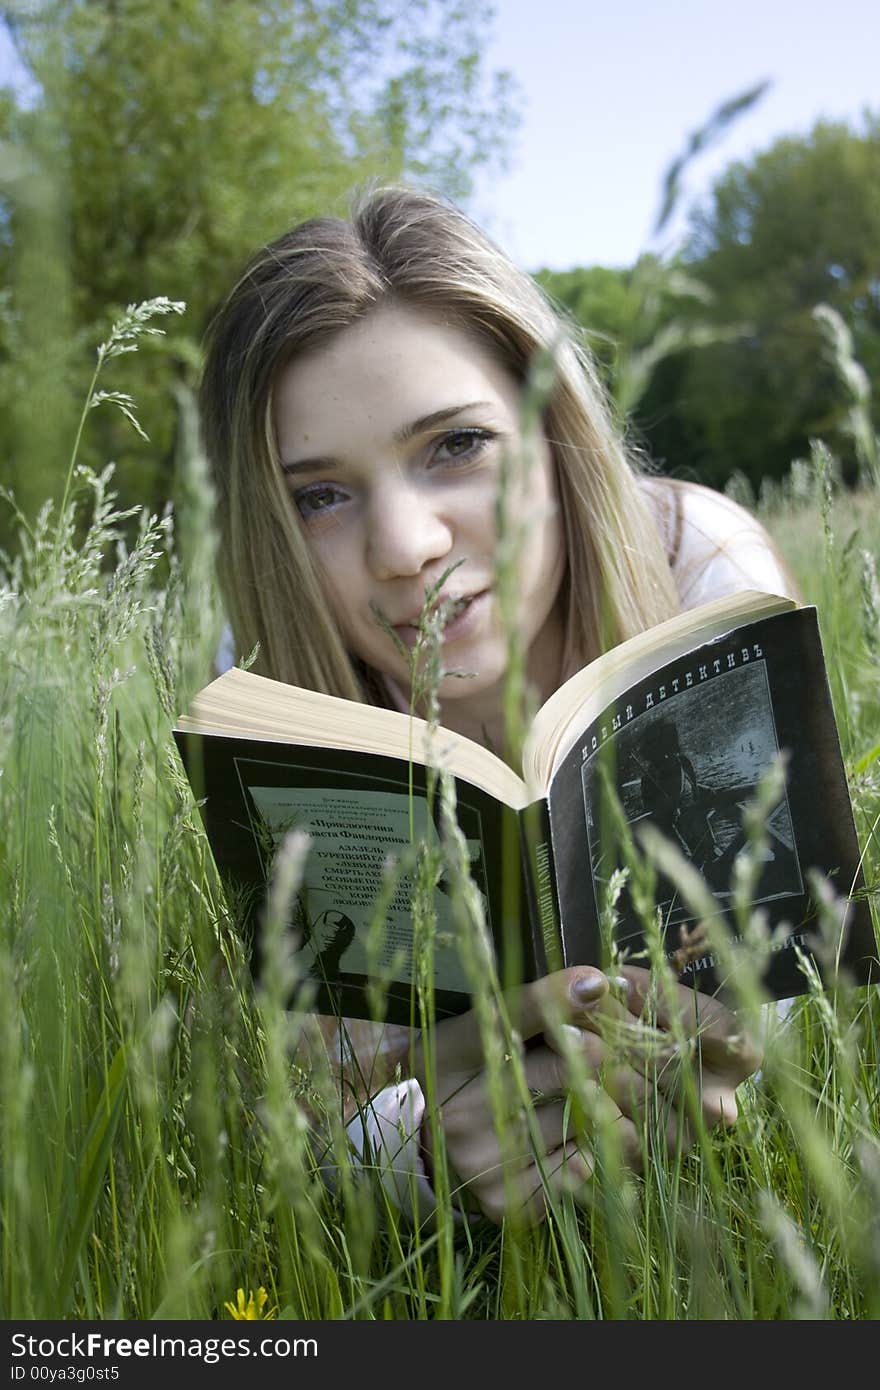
{"left": 199, "top": 184, "right": 797, "bottom": 1226}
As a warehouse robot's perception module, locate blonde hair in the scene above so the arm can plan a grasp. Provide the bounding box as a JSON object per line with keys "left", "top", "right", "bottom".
{"left": 199, "top": 184, "right": 680, "bottom": 699}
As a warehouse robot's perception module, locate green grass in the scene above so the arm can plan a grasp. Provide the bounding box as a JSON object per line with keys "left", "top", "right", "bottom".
{"left": 1, "top": 362, "right": 879, "bottom": 1320}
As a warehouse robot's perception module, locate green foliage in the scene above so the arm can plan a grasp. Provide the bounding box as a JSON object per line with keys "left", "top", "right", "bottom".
{"left": 638, "top": 115, "right": 880, "bottom": 488}
{"left": 0, "top": 0, "right": 519, "bottom": 545}
{"left": 536, "top": 85, "right": 771, "bottom": 444}
{"left": 537, "top": 254, "right": 743, "bottom": 443}
{"left": 535, "top": 262, "right": 645, "bottom": 387}
{"left": 535, "top": 111, "right": 880, "bottom": 493}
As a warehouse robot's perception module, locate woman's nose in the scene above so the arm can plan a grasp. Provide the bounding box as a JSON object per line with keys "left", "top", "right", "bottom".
{"left": 365, "top": 480, "right": 453, "bottom": 580}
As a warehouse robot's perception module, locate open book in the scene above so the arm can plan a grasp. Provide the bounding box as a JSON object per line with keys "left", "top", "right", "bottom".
{"left": 174, "top": 589, "right": 876, "bottom": 1022}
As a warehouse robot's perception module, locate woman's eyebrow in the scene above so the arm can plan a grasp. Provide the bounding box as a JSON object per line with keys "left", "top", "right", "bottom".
{"left": 279, "top": 401, "right": 495, "bottom": 473}
{"left": 394, "top": 401, "right": 495, "bottom": 444}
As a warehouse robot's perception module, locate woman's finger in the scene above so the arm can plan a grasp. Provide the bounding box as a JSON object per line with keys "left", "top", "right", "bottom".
{"left": 473, "top": 1138, "right": 598, "bottom": 1226}
{"left": 509, "top": 1050, "right": 646, "bottom": 1175}
{"left": 428, "top": 1043, "right": 652, "bottom": 1226}
{"left": 520, "top": 1077, "right": 623, "bottom": 1157}
{"left": 413, "top": 965, "right": 613, "bottom": 1080}
{"left": 544, "top": 1026, "right": 694, "bottom": 1154}
{"left": 599, "top": 1022, "right": 742, "bottom": 1131}
{"left": 603, "top": 1062, "right": 695, "bottom": 1151}
{"left": 518, "top": 1114, "right": 647, "bottom": 1224}
{"left": 618, "top": 965, "right": 762, "bottom": 1078}
{"left": 650, "top": 1059, "right": 741, "bottom": 1128}
{"left": 516, "top": 1140, "right": 596, "bottom": 1223}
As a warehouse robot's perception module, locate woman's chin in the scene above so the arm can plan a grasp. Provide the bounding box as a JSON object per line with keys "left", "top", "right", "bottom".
{"left": 435, "top": 655, "right": 505, "bottom": 704}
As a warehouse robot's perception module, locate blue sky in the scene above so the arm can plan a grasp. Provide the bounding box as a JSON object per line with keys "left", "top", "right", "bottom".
{"left": 470, "top": 0, "right": 879, "bottom": 270}
{"left": 2, "top": 1, "right": 876, "bottom": 275}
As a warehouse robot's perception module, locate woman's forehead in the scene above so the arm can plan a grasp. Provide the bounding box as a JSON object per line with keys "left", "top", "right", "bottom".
{"left": 273, "top": 303, "right": 521, "bottom": 456}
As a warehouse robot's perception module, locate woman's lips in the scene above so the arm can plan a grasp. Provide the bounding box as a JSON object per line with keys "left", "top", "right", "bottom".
{"left": 391, "top": 590, "right": 490, "bottom": 648}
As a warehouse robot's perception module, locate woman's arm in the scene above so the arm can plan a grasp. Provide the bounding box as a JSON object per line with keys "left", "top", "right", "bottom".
{"left": 298, "top": 1013, "right": 414, "bottom": 1123}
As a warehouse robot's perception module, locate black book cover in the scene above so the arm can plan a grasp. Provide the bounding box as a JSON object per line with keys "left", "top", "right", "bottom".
{"left": 544, "top": 606, "right": 877, "bottom": 999}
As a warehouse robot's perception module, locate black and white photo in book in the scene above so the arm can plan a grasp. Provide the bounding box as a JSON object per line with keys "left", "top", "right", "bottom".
{"left": 581, "top": 659, "right": 803, "bottom": 944}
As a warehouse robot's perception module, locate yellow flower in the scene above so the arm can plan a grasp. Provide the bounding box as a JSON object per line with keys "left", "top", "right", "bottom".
{"left": 224, "top": 1286, "right": 275, "bottom": 1320}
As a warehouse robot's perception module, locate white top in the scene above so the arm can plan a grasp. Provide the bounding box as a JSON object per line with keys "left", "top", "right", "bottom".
{"left": 651, "top": 479, "right": 797, "bottom": 609}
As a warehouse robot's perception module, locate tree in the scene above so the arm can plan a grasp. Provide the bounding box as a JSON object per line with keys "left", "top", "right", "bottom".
{"left": 537, "top": 255, "right": 739, "bottom": 450}
{"left": 0, "top": 0, "right": 519, "bottom": 537}
{"left": 637, "top": 116, "right": 880, "bottom": 489}
{"left": 535, "top": 262, "right": 646, "bottom": 393}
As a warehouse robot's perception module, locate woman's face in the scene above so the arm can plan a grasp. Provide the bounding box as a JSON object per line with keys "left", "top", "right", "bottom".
{"left": 273, "top": 303, "right": 566, "bottom": 727}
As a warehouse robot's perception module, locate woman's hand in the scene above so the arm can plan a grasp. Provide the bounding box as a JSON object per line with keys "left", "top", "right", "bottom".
{"left": 544, "top": 964, "right": 763, "bottom": 1158}
{"left": 608, "top": 964, "right": 763, "bottom": 1128}
{"left": 413, "top": 964, "right": 762, "bottom": 1226}
{"left": 412, "top": 966, "right": 641, "bottom": 1225}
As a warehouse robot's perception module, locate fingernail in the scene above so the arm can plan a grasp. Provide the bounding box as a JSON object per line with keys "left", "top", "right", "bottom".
{"left": 571, "top": 971, "right": 606, "bottom": 1005}
{"left": 609, "top": 975, "right": 631, "bottom": 998}
{"left": 560, "top": 1024, "right": 589, "bottom": 1045}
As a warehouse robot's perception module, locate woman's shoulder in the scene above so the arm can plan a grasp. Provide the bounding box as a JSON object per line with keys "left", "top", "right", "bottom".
{"left": 640, "top": 475, "right": 800, "bottom": 609}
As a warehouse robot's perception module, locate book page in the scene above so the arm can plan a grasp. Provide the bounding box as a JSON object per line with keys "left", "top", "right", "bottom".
{"left": 244, "top": 779, "right": 479, "bottom": 994}
{"left": 177, "top": 670, "right": 529, "bottom": 808}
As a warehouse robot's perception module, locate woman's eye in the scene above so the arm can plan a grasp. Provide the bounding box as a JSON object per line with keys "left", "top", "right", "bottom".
{"left": 430, "top": 428, "right": 495, "bottom": 467}
{"left": 293, "top": 483, "right": 345, "bottom": 519}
